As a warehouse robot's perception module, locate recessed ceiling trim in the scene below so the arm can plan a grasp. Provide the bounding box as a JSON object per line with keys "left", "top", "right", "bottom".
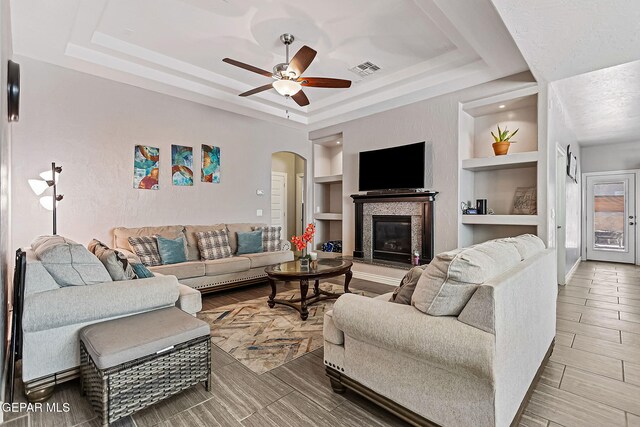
{"left": 65, "top": 42, "right": 309, "bottom": 124}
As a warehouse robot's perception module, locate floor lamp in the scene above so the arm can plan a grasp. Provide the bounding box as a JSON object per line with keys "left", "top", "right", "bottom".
{"left": 28, "top": 162, "right": 63, "bottom": 235}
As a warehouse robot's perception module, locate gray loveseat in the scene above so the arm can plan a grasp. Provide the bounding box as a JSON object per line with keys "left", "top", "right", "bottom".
{"left": 324, "top": 236, "right": 556, "bottom": 427}
{"left": 21, "top": 239, "right": 201, "bottom": 402}
{"left": 113, "top": 223, "right": 293, "bottom": 292}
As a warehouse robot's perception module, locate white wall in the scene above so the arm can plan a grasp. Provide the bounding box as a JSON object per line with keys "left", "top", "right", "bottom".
{"left": 581, "top": 141, "right": 640, "bottom": 173}
{"left": 309, "top": 72, "right": 539, "bottom": 254}
{"left": 0, "top": 0, "right": 12, "bottom": 406}
{"left": 11, "top": 57, "right": 310, "bottom": 249}
{"left": 548, "top": 83, "right": 582, "bottom": 276}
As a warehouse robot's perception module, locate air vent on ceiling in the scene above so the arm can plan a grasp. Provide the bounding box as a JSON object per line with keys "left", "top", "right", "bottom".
{"left": 349, "top": 61, "right": 381, "bottom": 78}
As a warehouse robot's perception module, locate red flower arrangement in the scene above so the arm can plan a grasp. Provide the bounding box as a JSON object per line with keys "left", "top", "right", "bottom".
{"left": 291, "top": 223, "right": 316, "bottom": 255}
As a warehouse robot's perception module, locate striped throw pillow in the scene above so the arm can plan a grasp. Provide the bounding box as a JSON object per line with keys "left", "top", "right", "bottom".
{"left": 196, "top": 229, "right": 232, "bottom": 260}
{"left": 127, "top": 236, "right": 161, "bottom": 267}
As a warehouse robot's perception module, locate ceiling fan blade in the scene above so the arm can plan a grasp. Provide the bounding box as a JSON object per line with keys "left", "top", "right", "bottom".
{"left": 286, "top": 46, "right": 317, "bottom": 77}
{"left": 239, "top": 83, "right": 274, "bottom": 97}
{"left": 291, "top": 90, "right": 310, "bottom": 107}
{"left": 223, "top": 58, "right": 272, "bottom": 77}
{"left": 298, "top": 77, "right": 352, "bottom": 88}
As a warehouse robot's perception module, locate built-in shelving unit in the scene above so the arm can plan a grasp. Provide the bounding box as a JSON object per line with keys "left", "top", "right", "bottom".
{"left": 458, "top": 85, "right": 543, "bottom": 247}
{"left": 312, "top": 134, "right": 343, "bottom": 255}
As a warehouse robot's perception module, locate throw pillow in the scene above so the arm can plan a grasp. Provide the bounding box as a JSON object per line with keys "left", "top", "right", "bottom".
{"left": 88, "top": 239, "right": 136, "bottom": 281}
{"left": 389, "top": 266, "right": 425, "bottom": 305}
{"left": 493, "top": 234, "right": 545, "bottom": 261}
{"left": 156, "top": 235, "right": 187, "bottom": 265}
{"left": 128, "top": 236, "right": 162, "bottom": 266}
{"left": 411, "top": 241, "right": 521, "bottom": 316}
{"left": 252, "top": 226, "right": 282, "bottom": 252}
{"left": 31, "top": 235, "right": 112, "bottom": 286}
{"left": 196, "top": 229, "right": 232, "bottom": 260}
{"left": 131, "top": 263, "right": 155, "bottom": 278}
{"left": 237, "top": 230, "right": 263, "bottom": 255}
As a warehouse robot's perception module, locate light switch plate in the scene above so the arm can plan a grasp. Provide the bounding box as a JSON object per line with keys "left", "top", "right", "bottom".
{"left": 256, "top": 209, "right": 263, "bottom": 217}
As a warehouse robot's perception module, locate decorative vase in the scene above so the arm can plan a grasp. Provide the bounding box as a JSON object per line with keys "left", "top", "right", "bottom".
{"left": 492, "top": 141, "right": 510, "bottom": 156}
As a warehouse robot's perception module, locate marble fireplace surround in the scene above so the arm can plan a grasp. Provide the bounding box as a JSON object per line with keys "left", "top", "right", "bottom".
{"left": 351, "top": 192, "right": 438, "bottom": 265}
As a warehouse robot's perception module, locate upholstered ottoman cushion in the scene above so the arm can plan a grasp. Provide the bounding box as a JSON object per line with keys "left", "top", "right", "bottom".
{"left": 79, "top": 307, "right": 210, "bottom": 369}
{"left": 79, "top": 307, "right": 211, "bottom": 426}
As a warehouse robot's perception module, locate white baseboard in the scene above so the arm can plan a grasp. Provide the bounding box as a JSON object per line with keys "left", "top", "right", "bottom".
{"left": 352, "top": 271, "right": 400, "bottom": 287}
{"left": 565, "top": 258, "right": 581, "bottom": 284}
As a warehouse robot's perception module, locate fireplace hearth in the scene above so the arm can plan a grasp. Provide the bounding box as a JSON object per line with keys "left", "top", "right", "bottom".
{"left": 373, "top": 215, "right": 412, "bottom": 263}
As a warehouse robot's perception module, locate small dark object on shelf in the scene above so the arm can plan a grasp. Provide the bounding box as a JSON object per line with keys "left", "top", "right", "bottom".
{"left": 321, "top": 240, "right": 342, "bottom": 253}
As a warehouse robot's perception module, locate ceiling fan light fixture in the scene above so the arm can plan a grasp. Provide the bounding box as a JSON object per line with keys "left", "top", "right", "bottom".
{"left": 273, "top": 79, "right": 301, "bottom": 97}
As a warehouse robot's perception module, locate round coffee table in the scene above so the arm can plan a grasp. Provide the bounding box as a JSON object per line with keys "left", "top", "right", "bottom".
{"left": 265, "top": 259, "right": 353, "bottom": 320}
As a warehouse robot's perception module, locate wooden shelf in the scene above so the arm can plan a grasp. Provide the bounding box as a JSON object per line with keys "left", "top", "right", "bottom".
{"left": 461, "top": 151, "right": 538, "bottom": 172}
{"left": 314, "top": 213, "right": 343, "bottom": 221}
{"left": 314, "top": 174, "right": 343, "bottom": 184}
{"left": 461, "top": 214, "right": 539, "bottom": 226}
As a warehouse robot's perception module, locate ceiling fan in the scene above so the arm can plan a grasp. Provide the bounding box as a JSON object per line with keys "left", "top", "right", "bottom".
{"left": 223, "top": 33, "right": 351, "bottom": 107}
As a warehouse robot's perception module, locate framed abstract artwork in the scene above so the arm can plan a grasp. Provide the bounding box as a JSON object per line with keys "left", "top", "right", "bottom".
{"left": 201, "top": 145, "right": 221, "bottom": 183}
{"left": 171, "top": 145, "right": 194, "bottom": 186}
{"left": 133, "top": 145, "right": 159, "bottom": 190}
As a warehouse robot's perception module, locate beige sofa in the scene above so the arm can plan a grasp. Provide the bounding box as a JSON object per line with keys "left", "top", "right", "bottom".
{"left": 113, "top": 223, "right": 293, "bottom": 292}
{"left": 323, "top": 237, "right": 556, "bottom": 427}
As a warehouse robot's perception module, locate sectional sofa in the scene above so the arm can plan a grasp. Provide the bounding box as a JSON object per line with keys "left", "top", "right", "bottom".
{"left": 113, "top": 223, "right": 293, "bottom": 292}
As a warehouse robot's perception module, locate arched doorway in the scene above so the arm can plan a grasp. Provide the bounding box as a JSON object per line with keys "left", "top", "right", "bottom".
{"left": 271, "top": 152, "right": 306, "bottom": 249}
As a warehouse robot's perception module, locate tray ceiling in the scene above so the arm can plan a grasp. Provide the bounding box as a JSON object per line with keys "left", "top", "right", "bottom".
{"left": 11, "top": 0, "right": 528, "bottom": 130}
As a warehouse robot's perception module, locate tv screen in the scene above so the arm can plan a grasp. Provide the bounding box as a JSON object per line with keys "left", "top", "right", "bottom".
{"left": 358, "top": 142, "right": 426, "bottom": 191}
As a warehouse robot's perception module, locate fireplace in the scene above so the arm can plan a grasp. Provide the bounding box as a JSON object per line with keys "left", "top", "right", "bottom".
{"left": 351, "top": 191, "right": 437, "bottom": 265}
{"left": 373, "top": 215, "right": 412, "bottom": 263}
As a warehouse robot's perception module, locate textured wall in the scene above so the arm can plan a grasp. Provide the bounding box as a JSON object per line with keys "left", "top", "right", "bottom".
{"left": 310, "top": 73, "right": 538, "bottom": 254}
{"left": 11, "top": 57, "right": 310, "bottom": 249}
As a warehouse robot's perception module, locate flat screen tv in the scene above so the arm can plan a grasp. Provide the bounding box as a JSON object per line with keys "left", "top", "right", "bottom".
{"left": 358, "top": 142, "right": 425, "bottom": 191}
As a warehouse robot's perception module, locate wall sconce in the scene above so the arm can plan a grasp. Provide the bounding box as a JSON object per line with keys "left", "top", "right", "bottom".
{"left": 28, "top": 162, "right": 63, "bottom": 234}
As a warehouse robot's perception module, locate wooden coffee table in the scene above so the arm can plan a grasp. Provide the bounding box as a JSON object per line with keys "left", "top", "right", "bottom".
{"left": 265, "top": 259, "right": 353, "bottom": 320}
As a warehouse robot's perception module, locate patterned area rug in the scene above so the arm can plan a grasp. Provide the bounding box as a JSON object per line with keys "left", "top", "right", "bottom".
{"left": 198, "top": 282, "right": 373, "bottom": 374}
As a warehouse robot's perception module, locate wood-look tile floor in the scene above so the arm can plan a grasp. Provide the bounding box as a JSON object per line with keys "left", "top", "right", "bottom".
{"left": 523, "top": 261, "right": 640, "bottom": 427}
{"left": 4, "top": 265, "right": 640, "bottom": 426}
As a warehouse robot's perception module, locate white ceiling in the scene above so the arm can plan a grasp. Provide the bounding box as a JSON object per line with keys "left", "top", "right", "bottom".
{"left": 490, "top": 0, "right": 640, "bottom": 83}
{"left": 491, "top": 0, "right": 640, "bottom": 147}
{"left": 10, "top": 0, "right": 528, "bottom": 130}
{"left": 553, "top": 60, "right": 640, "bottom": 147}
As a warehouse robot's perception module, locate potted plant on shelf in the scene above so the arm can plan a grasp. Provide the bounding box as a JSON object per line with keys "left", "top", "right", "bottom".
{"left": 291, "top": 223, "right": 316, "bottom": 267}
{"left": 491, "top": 125, "right": 519, "bottom": 156}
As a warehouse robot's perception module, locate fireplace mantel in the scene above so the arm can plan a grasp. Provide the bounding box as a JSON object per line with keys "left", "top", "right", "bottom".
{"left": 351, "top": 191, "right": 438, "bottom": 264}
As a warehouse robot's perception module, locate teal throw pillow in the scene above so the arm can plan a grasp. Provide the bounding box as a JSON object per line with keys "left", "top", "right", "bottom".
{"left": 131, "top": 263, "right": 155, "bottom": 278}
{"left": 237, "top": 230, "right": 263, "bottom": 255}
{"left": 156, "top": 235, "right": 187, "bottom": 265}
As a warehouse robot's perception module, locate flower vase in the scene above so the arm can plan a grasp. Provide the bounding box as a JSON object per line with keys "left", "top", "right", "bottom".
{"left": 300, "top": 249, "right": 310, "bottom": 268}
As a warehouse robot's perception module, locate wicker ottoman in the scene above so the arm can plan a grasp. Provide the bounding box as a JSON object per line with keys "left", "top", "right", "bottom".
{"left": 79, "top": 307, "right": 211, "bottom": 426}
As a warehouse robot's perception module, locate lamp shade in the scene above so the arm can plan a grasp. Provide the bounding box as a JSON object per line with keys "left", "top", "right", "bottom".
{"left": 39, "top": 196, "right": 57, "bottom": 211}
{"left": 28, "top": 179, "right": 50, "bottom": 195}
{"left": 272, "top": 79, "right": 301, "bottom": 97}
{"left": 39, "top": 170, "right": 60, "bottom": 183}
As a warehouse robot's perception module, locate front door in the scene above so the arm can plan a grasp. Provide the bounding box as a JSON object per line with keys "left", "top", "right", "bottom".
{"left": 586, "top": 173, "right": 636, "bottom": 263}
